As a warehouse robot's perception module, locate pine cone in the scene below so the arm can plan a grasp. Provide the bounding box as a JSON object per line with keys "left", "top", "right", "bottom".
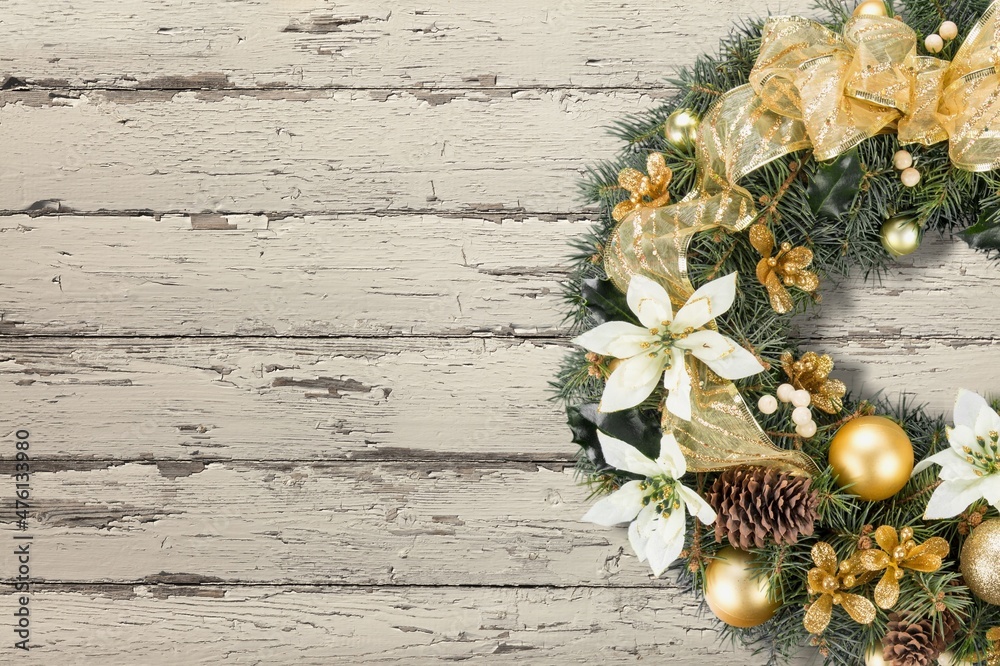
{"left": 883, "top": 614, "right": 941, "bottom": 666}
{"left": 705, "top": 466, "right": 819, "bottom": 550}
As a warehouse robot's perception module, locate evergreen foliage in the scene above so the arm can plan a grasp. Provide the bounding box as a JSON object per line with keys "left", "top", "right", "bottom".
{"left": 555, "top": 1, "right": 1000, "bottom": 663}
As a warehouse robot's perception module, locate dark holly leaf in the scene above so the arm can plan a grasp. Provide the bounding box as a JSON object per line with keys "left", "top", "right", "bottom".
{"left": 566, "top": 403, "right": 661, "bottom": 462}
{"left": 960, "top": 206, "right": 1000, "bottom": 251}
{"left": 806, "top": 148, "right": 864, "bottom": 221}
{"left": 580, "top": 277, "right": 636, "bottom": 325}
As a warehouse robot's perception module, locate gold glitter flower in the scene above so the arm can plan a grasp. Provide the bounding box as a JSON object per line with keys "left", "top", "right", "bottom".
{"left": 611, "top": 153, "right": 673, "bottom": 222}
{"left": 804, "top": 542, "right": 876, "bottom": 635}
{"left": 749, "top": 223, "right": 820, "bottom": 314}
{"left": 854, "top": 526, "right": 949, "bottom": 610}
{"left": 781, "top": 351, "right": 847, "bottom": 415}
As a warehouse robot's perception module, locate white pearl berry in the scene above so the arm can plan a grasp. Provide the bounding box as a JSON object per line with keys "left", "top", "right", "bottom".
{"left": 893, "top": 149, "right": 913, "bottom": 170}
{"left": 758, "top": 394, "right": 779, "bottom": 415}
{"left": 792, "top": 406, "right": 813, "bottom": 426}
{"left": 776, "top": 383, "right": 796, "bottom": 403}
{"left": 925, "top": 33, "right": 944, "bottom": 53}
{"left": 791, "top": 389, "right": 812, "bottom": 408}
{"left": 901, "top": 167, "right": 921, "bottom": 187}
{"left": 939, "top": 21, "right": 959, "bottom": 41}
{"left": 796, "top": 421, "right": 818, "bottom": 438}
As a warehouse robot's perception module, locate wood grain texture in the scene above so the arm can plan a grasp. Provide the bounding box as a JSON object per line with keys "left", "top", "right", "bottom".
{"left": 0, "top": 0, "right": 989, "bottom": 662}
{"left": 1, "top": 213, "right": 998, "bottom": 339}
{"left": 1, "top": 337, "right": 568, "bottom": 460}
{"left": 3, "top": 336, "right": 1000, "bottom": 465}
{"left": 2, "top": 0, "right": 813, "bottom": 90}
{"left": 0, "top": 89, "right": 661, "bottom": 214}
{"left": 1, "top": 585, "right": 777, "bottom": 665}
{"left": 0, "top": 461, "right": 663, "bottom": 586}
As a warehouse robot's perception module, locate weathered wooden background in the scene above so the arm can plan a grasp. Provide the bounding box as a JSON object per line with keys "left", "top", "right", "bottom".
{"left": 2, "top": 0, "right": 998, "bottom": 663}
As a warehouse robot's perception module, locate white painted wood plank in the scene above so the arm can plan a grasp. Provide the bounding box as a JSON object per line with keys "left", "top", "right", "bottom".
{"left": 0, "top": 89, "right": 661, "bottom": 214}
{"left": 0, "top": 214, "right": 574, "bottom": 337}
{"left": 1, "top": 214, "right": 998, "bottom": 339}
{"left": 3, "top": 0, "right": 814, "bottom": 90}
{"left": 3, "top": 585, "right": 778, "bottom": 665}
{"left": 4, "top": 335, "right": 998, "bottom": 463}
{"left": 0, "top": 337, "right": 569, "bottom": 460}
{"left": 0, "top": 461, "right": 659, "bottom": 586}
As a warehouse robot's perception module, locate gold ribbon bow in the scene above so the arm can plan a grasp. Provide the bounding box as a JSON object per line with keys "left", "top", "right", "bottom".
{"left": 751, "top": 5, "right": 1000, "bottom": 169}
{"left": 602, "top": 3, "right": 1000, "bottom": 478}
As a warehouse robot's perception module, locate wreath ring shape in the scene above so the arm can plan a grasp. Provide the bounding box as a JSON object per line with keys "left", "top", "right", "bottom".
{"left": 559, "top": 1, "right": 1000, "bottom": 664}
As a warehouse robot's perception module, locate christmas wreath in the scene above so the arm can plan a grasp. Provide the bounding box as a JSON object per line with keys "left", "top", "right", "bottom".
{"left": 558, "top": 1, "right": 1000, "bottom": 664}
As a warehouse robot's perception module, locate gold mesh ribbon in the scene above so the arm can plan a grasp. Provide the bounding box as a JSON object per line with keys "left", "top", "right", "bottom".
{"left": 602, "top": 4, "right": 1000, "bottom": 477}
{"left": 605, "top": 86, "right": 814, "bottom": 477}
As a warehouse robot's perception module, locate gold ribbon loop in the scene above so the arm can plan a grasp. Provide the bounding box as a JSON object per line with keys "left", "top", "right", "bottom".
{"left": 601, "top": 2, "right": 1000, "bottom": 477}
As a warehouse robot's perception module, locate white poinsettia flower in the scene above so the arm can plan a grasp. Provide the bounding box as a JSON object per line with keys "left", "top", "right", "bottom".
{"left": 573, "top": 273, "right": 764, "bottom": 420}
{"left": 913, "top": 390, "right": 1000, "bottom": 519}
{"left": 582, "top": 430, "right": 716, "bottom": 577}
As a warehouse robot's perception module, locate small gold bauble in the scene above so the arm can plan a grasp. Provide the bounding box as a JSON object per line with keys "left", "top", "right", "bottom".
{"left": 864, "top": 646, "right": 888, "bottom": 666}
{"left": 880, "top": 216, "right": 922, "bottom": 257}
{"left": 664, "top": 108, "right": 699, "bottom": 151}
{"left": 829, "top": 416, "right": 914, "bottom": 501}
{"left": 703, "top": 546, "right": 780, "bottom": 628}
{"left": 853, "top": 0, "right": 889, "bottom": 17}
{"left": 960, "top": 518, "right": 1000, "bottom": 605}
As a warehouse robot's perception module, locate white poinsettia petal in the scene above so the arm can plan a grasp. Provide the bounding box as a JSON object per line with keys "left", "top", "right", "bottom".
{"left": 923, "top": 478, "right": 986, "bottom": 519}
{"left": 655, "top": 433, "right": 687, "bottom": 479}
{"left": 982, "top": 478, "right": 1000, "bottom": 506}
{"left": 955, "top": 389, "right": 991, "bottom": 430}
{"left": 947, "top": 424, "right": 979, "bottom": 455}
{"left": 599, "top": 352, "right": 668, "bottom": 413}
{"left": 678, "top": 485, "right": 717, "bottom": 525}
{"left": 626, "top": 275, "right": 675, "bottom": 330}
{"left": 663, "top": 354, "right": 693, "bottom": 421}
{"left": 672, "top": 329, "right": 729, "bottom": 357}
{"left": 573, "top": 321, "right": 654, "bottom": 357}
{"left": 974, "top": 405, "right": 1000, "bottom": 442}
{"left": 597, "top": 431, "right": 662, "bottom": 478}
{"left": 646, "top": 510, "right": 686, "bottom": 577}
{"left": 635, "top": 503, "right": 658, "bottom": 538}
{"left": 628, "top": 520, "right": 649, "bottom": 563}
{"left": 581, "top": 480, "right": 645, "bottom": 526}
{"left": 694, "top": 337, "right": 765, "bottom": 380}
{"left": 671, "top": 297, "right": 713, "bottom": 332}
{"left": 912, "top": 447, "right": 969, "bottom": 477}
{"left": 671, "top": 272, "right": 738, "bottom": 331}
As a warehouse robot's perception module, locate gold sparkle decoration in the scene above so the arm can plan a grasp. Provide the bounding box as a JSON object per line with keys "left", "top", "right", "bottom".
{"left": 611, "top": 153, "right": 673, "bottom": 223}
{"left": 781, "top": 351, "right": 846, "bottom": 415}
{"left": 749, "top": 223, "right": 820, "bottom": 314}
{"left": 986, "top": 626, "right": 1000, "bottom": 666}
{"left": 854, "top": 526, "right": 949, "bottom": 609}
{"left": 804, "top": 542, "right": 876, "bottom": 634}
{"left": 960, "top": 518, "right": 1000, "bottom": 605}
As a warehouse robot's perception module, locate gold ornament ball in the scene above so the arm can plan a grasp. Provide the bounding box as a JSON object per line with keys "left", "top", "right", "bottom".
{"left": 853, "top": 0, "right": 889, "bottom": 17}
{"left": 960, "top": 518, "right": 1000, "bottom": 605}
{"left": 703, "top": 546, "right": 780, "bottom": 628}
{"left": 828, "top": 416, "right": 914, "bottom": 501}
{"left": 664, "top": 109, "right": 699, "bottom": 151}
{"left": 881, "top": 216, "right": 922, "bottom": 257}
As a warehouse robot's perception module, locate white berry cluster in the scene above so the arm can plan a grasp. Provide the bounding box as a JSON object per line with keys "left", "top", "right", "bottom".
{"left": 757, "top": 384, "right": 817, "bottom": 438}
{"left": 923, "top": 19, "right": 958, "bottom": 54}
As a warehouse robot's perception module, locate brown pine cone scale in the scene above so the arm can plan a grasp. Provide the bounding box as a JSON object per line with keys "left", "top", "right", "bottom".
{"left": 883, "top": 613, "right": 941, "bottom": 666}
{"left": 705, "top": 466, "right": 819, "bottom": 550}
